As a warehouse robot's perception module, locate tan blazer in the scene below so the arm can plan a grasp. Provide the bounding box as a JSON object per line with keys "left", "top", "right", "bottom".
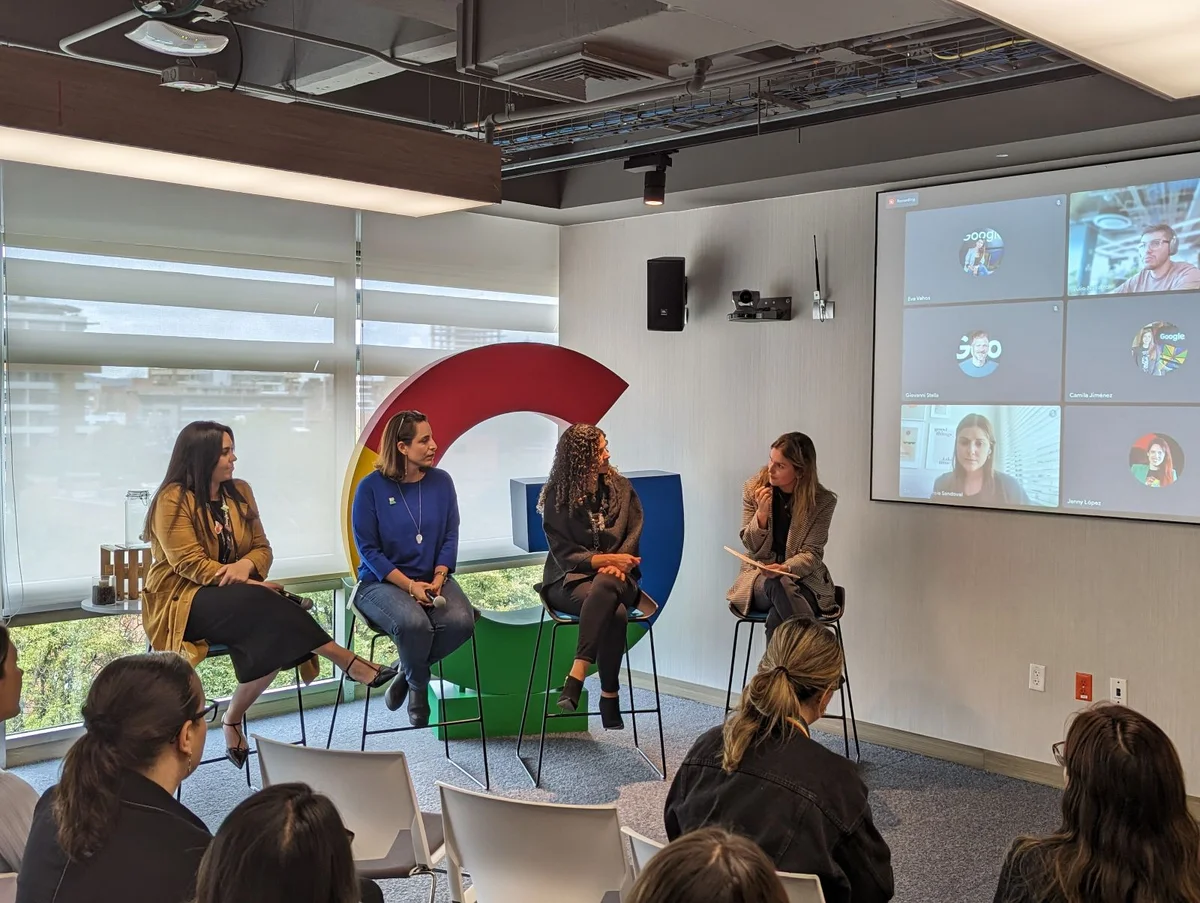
{"left": 727, "top": 476, "right": 837, "bottom": 616}
{"left": 142, "top": 480, "right": 319, "bottom": 682}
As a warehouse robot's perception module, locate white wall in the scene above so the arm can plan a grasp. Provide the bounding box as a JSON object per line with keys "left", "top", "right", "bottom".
{"left": 559, "top": 189, "right": 1200, "bottom": 782}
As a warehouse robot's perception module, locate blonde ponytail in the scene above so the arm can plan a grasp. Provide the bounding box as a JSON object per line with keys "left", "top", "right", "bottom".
{"left": 721, "top": 617, "right": 843, "bottom": 773}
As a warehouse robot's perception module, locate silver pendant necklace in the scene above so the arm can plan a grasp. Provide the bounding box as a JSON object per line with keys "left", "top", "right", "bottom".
{"left": 395, "top": 477, "right": 423, "bottom": 544}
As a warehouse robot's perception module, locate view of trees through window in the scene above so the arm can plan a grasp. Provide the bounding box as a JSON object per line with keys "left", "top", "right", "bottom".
{"left": 9, "top": 565, "right": 543, "bottom": 734}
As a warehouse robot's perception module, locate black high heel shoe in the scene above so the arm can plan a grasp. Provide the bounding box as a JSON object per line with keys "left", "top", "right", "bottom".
{"left": 599, "top": 695, "right": 625, "bottom": 731}
{"left": 557, "top": 675, "right": 585, "bottom": 713}
{"left": 222, "top": 719, "right": 250, "bottom": 770}
{"left": 345, "top": 655, "right": 398, "bottom": 690}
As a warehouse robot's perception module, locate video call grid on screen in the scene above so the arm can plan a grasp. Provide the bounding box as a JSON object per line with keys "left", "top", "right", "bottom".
{"left": 872, "top": 149, "right": 1200, "bottom": 525}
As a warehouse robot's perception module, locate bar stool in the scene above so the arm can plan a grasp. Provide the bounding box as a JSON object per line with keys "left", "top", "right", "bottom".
{"left": 723, "top": 585, "right": 859, "bottom": 761}
{"left": 324, "top": 580, "right": 490, "bottom": 790}
{"left": 515, "top": 585, "right": 666, "bottom": 788}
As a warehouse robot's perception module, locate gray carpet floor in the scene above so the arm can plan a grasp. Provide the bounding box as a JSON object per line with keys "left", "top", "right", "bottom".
{"left": 12, "top": 680, "right": 1060, "bottom": 903}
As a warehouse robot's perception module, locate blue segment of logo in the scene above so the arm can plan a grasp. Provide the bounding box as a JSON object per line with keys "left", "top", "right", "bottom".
{"left": 510, "top": 470, "right": 685, "bottom": 624}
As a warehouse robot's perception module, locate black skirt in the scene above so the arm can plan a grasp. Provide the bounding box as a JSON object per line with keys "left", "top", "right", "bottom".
{"left": 184, "top": 584, "right": 331, "bottom": 683}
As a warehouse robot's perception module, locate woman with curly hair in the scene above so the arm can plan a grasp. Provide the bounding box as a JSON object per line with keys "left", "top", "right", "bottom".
{"left": 538, "top": 424, "right": 650, "bottom": 729}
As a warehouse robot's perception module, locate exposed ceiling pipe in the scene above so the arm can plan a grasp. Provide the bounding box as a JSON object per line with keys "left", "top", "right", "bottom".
{"left": 232, "top": 19, "right": 570, "bottom": 104}
{"left": 848, "top": 17, "right": 973, "bottom": 47}
{"left": 858, "top": 24, "right": 1005, "bottom": 54}
{"left": 479, "top": 51, "right": 823, "bottom": 133}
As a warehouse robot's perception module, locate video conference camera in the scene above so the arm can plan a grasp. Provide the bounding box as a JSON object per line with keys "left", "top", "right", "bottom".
{"left": 729, "top": 289, "right": 792, "bottom": 322}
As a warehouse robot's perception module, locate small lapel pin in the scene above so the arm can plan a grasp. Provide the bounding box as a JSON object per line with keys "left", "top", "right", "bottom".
{"left": 388, "top": 497, "right": 395, "bottom": 505}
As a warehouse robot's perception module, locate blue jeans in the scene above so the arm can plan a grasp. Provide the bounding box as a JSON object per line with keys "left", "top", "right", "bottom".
{"left": 354, "top": 578, "right": 476, "bottom": 690}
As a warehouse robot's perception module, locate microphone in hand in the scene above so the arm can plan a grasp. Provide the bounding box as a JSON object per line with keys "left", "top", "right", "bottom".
{"left": 424, "top": 588, "right": 447, "bottom": 608}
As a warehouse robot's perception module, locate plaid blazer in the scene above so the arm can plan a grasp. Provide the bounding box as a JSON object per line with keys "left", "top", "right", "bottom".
{"left": 727, "top": 477, "right": 837, "bottom": 616}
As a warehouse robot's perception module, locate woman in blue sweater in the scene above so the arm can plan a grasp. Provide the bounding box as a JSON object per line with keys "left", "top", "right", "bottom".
{"left": 351, "top": 411, "right": 476, "bottom": 727}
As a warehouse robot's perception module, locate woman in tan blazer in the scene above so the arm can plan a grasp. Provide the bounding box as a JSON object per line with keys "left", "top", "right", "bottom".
{"left": 727, "top": 432, "right": 837, "bottom": 638}
{"left": 142, "top": 421, "right": 395, "bottom": 770}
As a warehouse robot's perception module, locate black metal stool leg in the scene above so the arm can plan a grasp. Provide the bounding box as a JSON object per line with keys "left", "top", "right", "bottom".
{"left": 725, "top": 618, "right": 744, "bottom": 715}
{"left": 836, "top": 622, "right": 860, "bottom": 761}
{"left": 325, "top": 612, "right": 355, "bottom": 749}
{"left": 624, "top": 630, "right": 640, "bottom": 747}
{"left": 535, "top": 620, "right": 559, "bottom": 788}
{"left": 242, "top": 714, "right": 252, "bottom": 789}
{"left": 648, "top": 622, "right": 666, "bottom": 778}
{"left": 293, "top": 667, "right": 307, "bottom": 747}
{"left": 740, "top": 620, "right": 756, "bottom": 691}
{"left": 516, "top": 612, "right": 544, "bottom": 766}
{"left": 469, "top": 632, "right": 490, "bottom": 790}
{"left": 360, "top": 633, "right": 380, "bottom": 752}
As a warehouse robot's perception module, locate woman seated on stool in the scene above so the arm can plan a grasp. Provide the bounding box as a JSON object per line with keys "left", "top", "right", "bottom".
{"left": 142, "top": 421, "right": 395, "bottom": 769}
{"left": 665, "top": 617, "right": 893, "bottom": 903}
{"left": 728, "top": 432, "right": 837, "bottom": 639}
{"left": 538, "top": 423, "right": 651, "bottom": 730}
{"left": 195, "top": 783, "right": 383, "bottom": 903}
{"left": 0, "top": 624, "right": 37, "bottom": 876}
{"left": 17, "top": 654, "right": 215, "bottom": 903}
{"left": 352, "top": 411, "right": 476, "bottom": 727}
{"left": 994, "top": 703, "right": 1200, "bottom": 903}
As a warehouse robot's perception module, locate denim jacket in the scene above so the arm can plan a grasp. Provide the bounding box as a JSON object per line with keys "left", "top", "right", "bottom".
{"left": 665, "top": 725, "right": 894, "bottom": 903}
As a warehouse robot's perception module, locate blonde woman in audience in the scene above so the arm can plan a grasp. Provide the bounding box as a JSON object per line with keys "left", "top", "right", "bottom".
{"left": 17, "top": 653, "right": 214, "bottom": 903}
{"left": 626, "top": 827, "right": 788, "bottom": 903}
{"left": 665, "top": 617, "right": 893, "bottom": 903}
{"left": 994, "top": 702, "right": 1200, "bottom": 903}
{"left": 0, "top": 624, "right": 37, "bottom": 875}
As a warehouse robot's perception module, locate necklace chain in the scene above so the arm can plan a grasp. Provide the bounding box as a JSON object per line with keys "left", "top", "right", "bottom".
{"left": 394, "top": 477, "right": 423, "bottom": 541}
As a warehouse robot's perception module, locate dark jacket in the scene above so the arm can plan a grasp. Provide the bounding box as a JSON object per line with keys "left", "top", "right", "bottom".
{"left": 17, "top": 771, "right": 211, "bottom": 903}
{"left": 540, "top": 472, "right": 643, "bottom": 592}
{"left": 665, "top": 726, "right": 893, "bottom": 903}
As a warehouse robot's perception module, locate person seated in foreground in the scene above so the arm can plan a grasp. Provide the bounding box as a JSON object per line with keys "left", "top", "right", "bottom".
{"left": 17, "top": 653, "right": 214, "bottom": 903}
{"left": 993, "top": 702, "right": 1200, "bottom": 903}
{"left": 665, "top": 617, "right": 893, "bottom": 903}
{"left": 538, "top": 423, "right": 651, "bottom": 729}
{"left": 194, "top": 783, "right": 383, "bottom": 903}
{"left": 0, "top": 624, "right": 37, "bottom": 874}
{"left": 628, "top": 827, "right": 788, "bottom": 903}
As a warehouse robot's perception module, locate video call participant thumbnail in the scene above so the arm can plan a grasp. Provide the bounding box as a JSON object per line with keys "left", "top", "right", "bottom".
{"left": 931, "top": 413, "right": 1031, "bottom": 506}
{"left": 1129, "top": 433, "right": 1181, "bottom": 488}
{"left": 959, "top": 330, "right": 998, "bottom": 378}
{"left": 1114, "top": 225, "right": 1200, "bottom": 294}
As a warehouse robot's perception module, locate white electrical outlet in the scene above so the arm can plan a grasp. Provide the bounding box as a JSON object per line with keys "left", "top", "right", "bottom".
{"left": 1110, "top": 677, "right": 1127, "bottom": 706}
{"left": 1029, "top": 663, "right": 1046, "bottom": 692}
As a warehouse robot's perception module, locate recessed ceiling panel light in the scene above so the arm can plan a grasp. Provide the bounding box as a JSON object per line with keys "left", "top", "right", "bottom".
{"left": 126, "top": 20, "right": 229, "bottom": 57}
{"left": 953, "top": 0, "right": 1200, "bottom": 99}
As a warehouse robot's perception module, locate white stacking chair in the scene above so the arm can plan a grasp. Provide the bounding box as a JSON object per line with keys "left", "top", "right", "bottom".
{"left": 438, "top": 781, "right": 632, "bottom": 903}
{"left": 778, "top": 871, "right": 828, "bottom": 903}
{"left": 0, "top": 872, "right": 16, "bottom": 903}
{"left": 621, "top": 826, "right": 664, "bottom": 877}
{"left": 254, "top": 735, "right": 444, "bottom": 901}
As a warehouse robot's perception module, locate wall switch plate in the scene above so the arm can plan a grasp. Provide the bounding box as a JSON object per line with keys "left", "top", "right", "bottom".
{"left": 1110, "top": 677, "right": 1127, "bottom": 706}
{"left": 1075, "top": 672, "right": 1093, "bottom": 702}
{"left": 1029, "top": 663, "right": 1045, "bottom": 692}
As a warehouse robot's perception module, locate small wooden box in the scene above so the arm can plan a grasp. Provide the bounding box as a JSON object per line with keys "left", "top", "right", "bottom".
{"left": 100, "top": 545, "right": 154, "bottom": 601}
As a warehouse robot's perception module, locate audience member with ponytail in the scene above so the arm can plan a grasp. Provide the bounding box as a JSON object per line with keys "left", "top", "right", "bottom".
{"left": 664, "top": 617, "right": 893, "bottom": 903}
{"left": 17, "top": 653, "right": 216, "bottom": 903}
{"left": 0, "top": 623, "right": 37, "bottom": 873}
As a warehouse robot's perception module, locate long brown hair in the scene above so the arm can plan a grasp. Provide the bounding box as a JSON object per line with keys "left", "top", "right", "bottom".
{"left": 144, "top": 420, "right": 256, "bottom": 544}
{"left": 626, "top": 827, "right": 788, "bottom": 903}
{"left": 538, "top": 423, "right": 607, "bottom": 514}
{"left": 195, "top": 783, "right": 359, "bottom": 903}
{"left": 722, "top": 617, "right": 843, "bottom": 773}
{"left": 54, "top": 653, "right": 202, "bottom": 861}
{"left": 374, "top": 410, "right": 428, "bottom": 482}
{"left": 1011, "top": 704, "right": 1200, "bottom": 903}
{"left": 753, "top": 432, "right": 831, "bottom": 524}
{"left": 1146, "top": 434, "right": 1176, "bottom": 487}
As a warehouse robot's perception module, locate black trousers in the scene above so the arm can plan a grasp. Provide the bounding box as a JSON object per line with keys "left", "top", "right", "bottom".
{"left": 749, "top": 572, "right": 820, "bottom": 640}
{"left": 547, "top": 573, "right": 640, "bottom": 693}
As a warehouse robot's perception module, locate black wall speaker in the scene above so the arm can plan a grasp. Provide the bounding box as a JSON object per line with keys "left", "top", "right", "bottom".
{"left": 647, "top": 257, "right": 687, "bottom": 331}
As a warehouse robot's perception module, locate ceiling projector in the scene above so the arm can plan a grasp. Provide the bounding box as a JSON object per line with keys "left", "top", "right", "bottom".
{"left": 126, "top": 20, "right": 229, "bottom": 56}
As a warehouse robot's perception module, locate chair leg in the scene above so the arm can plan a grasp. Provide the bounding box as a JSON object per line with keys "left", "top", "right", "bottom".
{"left": 360, "top": 633, "right": 380, "bottom": 752}
{"left": 740, "top": 620, "right": 756, "bottom": 690}
{"left": 725, "top": 618, "right": 744, "bottom": 714}
{"left": 242, "top": 714, "right": 252, "bottom": 789}
{"left": 293, "top": 667, "right": 307, "bottom": 747}
{"left": 469, "top": 631, "right": 490, "bottom": 790}
{"left": 535, "top": 620, "right": 558, "bottom": 788}
{"left": 516, "top": 611, "right": 544, "bottom": 761}
{"left": 624, "top": 629, "right": 640, "bottom": 747}
{"left": 437, "top": 659, "right": 451, "bottom": 759}
{"left": 648, "top": 622, "right": 667, "bottom": 779}
{"left": 325, "top": 612, "right": 356, "bottom": 749}
{"left": 836, "top": 622, "right": 861, "bottom": 761}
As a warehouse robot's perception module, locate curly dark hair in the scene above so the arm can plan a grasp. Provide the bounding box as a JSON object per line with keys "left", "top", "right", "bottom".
{"left": 538, "top": 423, "right": 608, "bottom": 514}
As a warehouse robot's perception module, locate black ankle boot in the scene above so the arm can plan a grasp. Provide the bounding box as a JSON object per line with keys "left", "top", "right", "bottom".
{"left": 599, "top": 694, "right": 624, "bottom": 730}
{"left": 407, "top": 687, "right": 430, "bottom": 727}
{"left": 557, "top": 676, "right": 584, "bottom": 713}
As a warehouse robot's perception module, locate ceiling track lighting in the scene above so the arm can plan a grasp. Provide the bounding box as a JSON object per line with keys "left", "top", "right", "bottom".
{"left": 625, "top": 151, "right": 674, "bottom": 207}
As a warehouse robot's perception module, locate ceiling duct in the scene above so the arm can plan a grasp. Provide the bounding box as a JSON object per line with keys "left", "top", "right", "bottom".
{"left": 494, "top": 43, "right": 671, "bottom": 103}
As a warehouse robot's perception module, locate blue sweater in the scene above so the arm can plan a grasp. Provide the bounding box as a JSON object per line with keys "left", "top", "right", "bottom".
{"left": 352, "top": 468, "right": 459, "bottom": 584}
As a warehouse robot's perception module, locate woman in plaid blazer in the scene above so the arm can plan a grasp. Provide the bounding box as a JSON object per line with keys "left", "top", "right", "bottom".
{"left": 726, "top": 432, "right": 837, "bottom": 638}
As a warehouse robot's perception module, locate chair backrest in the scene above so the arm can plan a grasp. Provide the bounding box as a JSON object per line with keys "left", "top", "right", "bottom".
{"left": 778, "top": 871, "right": 828, "bottom": 903}
{"left": 620, "top": 826, "right": 664, "bottom": 877}
{"left": 0, "top": 872, "right": 16, "bottom": 903}
{"left": 253, "top": 735, "right": 436, "bottom": 867}
{"left": 439, "top": 781, "right": 631, "bottom": 903}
